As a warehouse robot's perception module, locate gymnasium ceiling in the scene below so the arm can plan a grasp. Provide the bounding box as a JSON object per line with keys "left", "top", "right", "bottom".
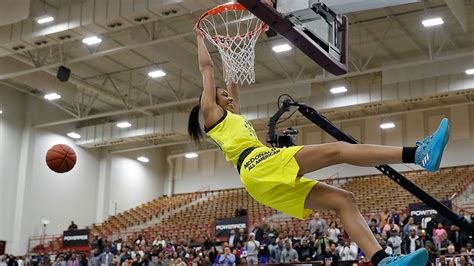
{"left": 0, "top": 0, "right": 473, "bottom": 151}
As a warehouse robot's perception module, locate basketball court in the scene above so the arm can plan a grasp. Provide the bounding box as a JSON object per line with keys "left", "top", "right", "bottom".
{"left": 0, "top": 0, "right": 474, "bottom": 264}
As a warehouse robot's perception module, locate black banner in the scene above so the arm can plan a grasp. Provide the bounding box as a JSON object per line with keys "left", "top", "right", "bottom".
{"left": 63, "top": 229, "right": 90, "bottom": 247}
{"left": 409, "top": 201, "right": 452, "bottom": 227}
{"left": 215, "top": 216, "right": 247, "bottom": 242}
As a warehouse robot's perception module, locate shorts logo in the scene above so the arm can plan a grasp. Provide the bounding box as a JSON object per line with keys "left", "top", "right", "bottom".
{"left": 243, "top": 148, "right": 281, "bottom": 171}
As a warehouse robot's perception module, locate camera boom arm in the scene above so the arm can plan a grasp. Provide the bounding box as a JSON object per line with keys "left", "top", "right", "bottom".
{"left": 268, "top": 97, "right": 474, "bottom": 236}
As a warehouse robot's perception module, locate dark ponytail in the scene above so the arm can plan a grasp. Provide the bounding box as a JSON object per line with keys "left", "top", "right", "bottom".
{"left": 188, "top": 104, "right": 204, "bottom": 143}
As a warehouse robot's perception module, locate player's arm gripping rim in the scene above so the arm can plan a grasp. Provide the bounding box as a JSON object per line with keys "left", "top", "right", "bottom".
{"left": 195, "top": 28, "right": 224, "bottom": 128}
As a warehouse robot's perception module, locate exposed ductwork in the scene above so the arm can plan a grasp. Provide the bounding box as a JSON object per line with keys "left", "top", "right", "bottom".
{"left": 73, "top": 71, "right": 474, "bottom": 149}
{"left": 76, "top": 112, "right": 188, "bottom": 148}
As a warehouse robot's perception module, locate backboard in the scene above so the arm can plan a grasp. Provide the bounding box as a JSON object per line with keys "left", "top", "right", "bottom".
{"left": 237, "top": 0, "right": 348, "bottom": 76}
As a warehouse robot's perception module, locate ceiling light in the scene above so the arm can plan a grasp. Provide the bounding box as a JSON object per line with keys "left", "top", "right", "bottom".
{"left": 36, "top": 16, "right": 55, "bottom": 24}
{"left": 0, "top": 110, "right": 3, "bottom": 114}
{"left": 422, "top": 18, "right": 444, "bottom": 27}
{"left": 116, "top": 121, "right": 132, "bottom": 128}
{"left": 330, "top": 86, "right": 348, "bottom": 94}
{"left": 272, "top": 44, "right": 292, "bottom": 53}
{"left": 185, "top": 152, "right": 199, "bottom": 159}
{"left": 82, "top": 36, "right": 102, "bottom": 45}
{"left": 465, "top": 69, "right": 474, "bottom": 75}
{"left": 44, "top": 93, "right": 61, "bottom": 101}
{"left": 380, "top": 122, "right": 396, "bottom": 129}
{"left": 137, "top": 156, "right": 150, "bottom": 163}
{"left": 148, "top": 70, "right": 166, "bottom": 78}
{"left": 67, "top": 132, "right": 81, "bottom": 139}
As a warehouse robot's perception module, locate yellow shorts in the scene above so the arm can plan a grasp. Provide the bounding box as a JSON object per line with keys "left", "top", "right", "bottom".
{"left": 239, "top": 146, "right": 317, "bottom": 219}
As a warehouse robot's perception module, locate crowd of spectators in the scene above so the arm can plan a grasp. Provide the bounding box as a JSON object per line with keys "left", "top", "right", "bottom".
{"left": 2, "top": 209, "right": 473, "bottom": 265}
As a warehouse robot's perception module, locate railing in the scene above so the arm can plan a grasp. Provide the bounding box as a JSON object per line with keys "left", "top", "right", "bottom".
{"left": 27, "top": 234, "right": 62, "bottom": 253}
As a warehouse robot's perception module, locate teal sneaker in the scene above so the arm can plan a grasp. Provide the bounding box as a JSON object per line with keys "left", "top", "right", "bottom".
{"left": 379, "top": 248, "right": 428, "bottom": 266}
{"left": 415, "top": 118, "right": 449, "bottom": 172}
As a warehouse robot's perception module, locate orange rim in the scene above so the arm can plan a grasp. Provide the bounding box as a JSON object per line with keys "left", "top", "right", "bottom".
{"left": 196, "top": 2, "right": 267, "bottom": 41}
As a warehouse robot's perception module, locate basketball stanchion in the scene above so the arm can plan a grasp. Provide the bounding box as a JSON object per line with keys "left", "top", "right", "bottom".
{"left": 267, "top": 97, "right": 474, "bottom": 236}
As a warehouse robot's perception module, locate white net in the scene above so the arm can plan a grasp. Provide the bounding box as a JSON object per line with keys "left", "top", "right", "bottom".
{"left": 197, "top": 3, "right": 266, "bottom": 85}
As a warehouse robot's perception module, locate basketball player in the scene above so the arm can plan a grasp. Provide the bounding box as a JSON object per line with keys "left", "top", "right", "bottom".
{"left": 188, "top": 26, "right": 449, "bottom": 266}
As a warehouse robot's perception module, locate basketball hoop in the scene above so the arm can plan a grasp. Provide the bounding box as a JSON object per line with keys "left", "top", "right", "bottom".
{"left": 196, "top": 2, "right": 267, "bottom": 85}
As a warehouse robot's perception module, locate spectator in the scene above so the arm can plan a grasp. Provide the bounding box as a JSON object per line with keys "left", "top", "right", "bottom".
{"left": 227, "top": 229, "right": 238, "bottom": 248}
{"left": 379, "top": 209, "right": 390, "bottom": 229}
{"left": 459, "top": 210, "right": 471, "bottom": 223}
{"left": 380, "top": 240, "right": 392, "bottom": 255}
{"left": 314, "top": 232, "right": 331, "bottom": 257}
{"left": 402, "top": 228, "right": 421, "bottom": 254}
{"left": 16, "top": 257, "right": 24, "bottom": 266}
{"left": 218, "top": 247, "right": 235, "bottom": 266}
{"left": 245, "top": 233, "right": 260, "bottom": 265}
{"left": 433, "top": 223, "right": 448, "bottom": 249}
{"left": 208, "top": 246, "right": 217, "bottom": 264}
{"left": 446, "top": 244, "right": 456, "bottom": 256}
{"left": 251, "top": 222, "right": 264, "bottom": 242}
{"left": 234, "top": 206, "right": 248, "bottom": 217}
{"left": 321, "top": 246, "right": 338, "bottom": 266}
{"left": 448, "top": 225, "right": 467, "bottom": 252}
{"left": 269, "top": 239, "right": 283, "bottom": 263}
{"left": 338, "top": 240, "right": 358, "bottom": 261}
{"left": 152, "top": 235, "right": 166, "bottom": 248}
{"left": 308, "top": 212, "right": 327, "bottom": 235}
{"left": 90, "top": 235, "right": 102, "bottom": 251}
{"left": 465, "top": 243, "right": 474, "bottom": 255}
{"left": 439, "top": 234, "right": 451, "bottom": 251}
{"left": 418, "top": 229, "right": 433, "bottom": 248}
{"left": 99, "top": 248, "right": 113, "bottom": 266}
{"left": 327, "top": 221, "right": 340, "bottom": 243}
{"left": 387, "top": 230, "right": 402, "bottom": 255}
{"left": 403, "top": 217, "right": 418, "bottom": 237}
{"left": 391, "top": 208, "right": 400, "bottom": 225}
{"left": 131, "top": 254, "right": 141, "bottom": 266}
{"left": 237, "top": 228, "right": 247, "bottom": 245}
{"left": 382, "top": 218, "right": 400, "bottom": 236}
{"left": 67, "top": 221, "right": 78, "bottom": 230}
{"left": 281, "top": 240, "right": 298, "bottom": 263}
{"left": 301, "top": 229, "right": 311, "bottom": 243}
{"left": 425, "top": 214, "right": 438, "bottom": 236}
{"left": 425, "top": 242, "right": 438, "bottom": 266}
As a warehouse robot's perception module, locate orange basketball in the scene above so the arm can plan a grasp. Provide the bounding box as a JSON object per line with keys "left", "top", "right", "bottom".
{"left": 46, "top": 144, "right": 77, "bottom": 173}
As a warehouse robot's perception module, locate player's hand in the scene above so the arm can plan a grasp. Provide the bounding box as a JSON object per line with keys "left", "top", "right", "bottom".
{"left": 194, "top": 25, "right": 204, "bottom": 38}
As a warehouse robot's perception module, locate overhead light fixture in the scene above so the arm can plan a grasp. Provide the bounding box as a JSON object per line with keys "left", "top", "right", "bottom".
{"left": 137, "top": 156, "right": 150, "bottom": 163}
{"left": 185, "top": 152, "right": 199, "bottom": 159}
{"left": 36, "top": 16, "right": 55, "bottom": 24}
{"left": 272, "top": 44, "right": 292, "bottom": 53}
{"left": 422, "top": 18, "right": 444, "bottom": 27}
{"left": 330, "top": 86, "right": 348, "bottom": 94}
{"left": 67, "top": 132, "right": 81, "bottom": 139}
{"left": 0, "top": 110, "right": 3, "bottom": 114}
{"left": 82, "top": 36, "right": 102, "bottom": 45}
{"left": 44, "top": 93, "right": 61, "bottom": 101}
{"left": 116, "top": 121, "right": 132, "bottom": 128}
{"left": 148, "top": 70, "right": 166, "bottom": 78}
{"left": 380, "top": 122, "right": 396, "bottom": 129}
{"left": 465, "top": 69, "right": 474, "bottom": 75}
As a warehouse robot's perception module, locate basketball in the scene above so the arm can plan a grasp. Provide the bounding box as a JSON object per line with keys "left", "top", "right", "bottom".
{"left": 46, "top": 144, "right": 77, "bottom": 173}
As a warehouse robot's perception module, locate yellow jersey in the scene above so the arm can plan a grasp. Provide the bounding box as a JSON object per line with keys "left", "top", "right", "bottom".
{"left": 205, "top": 110, "right": 265, "bottom": 166}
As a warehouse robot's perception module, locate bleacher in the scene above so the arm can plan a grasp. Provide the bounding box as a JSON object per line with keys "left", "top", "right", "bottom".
{"left": 91, "top": 192, "right": 208, "bottom": 235}
{"left": 30, "top": 165, "right": 473, "bottom": 252}
{"left": 271, "top": 165, "right": 474, "bottom": 232}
